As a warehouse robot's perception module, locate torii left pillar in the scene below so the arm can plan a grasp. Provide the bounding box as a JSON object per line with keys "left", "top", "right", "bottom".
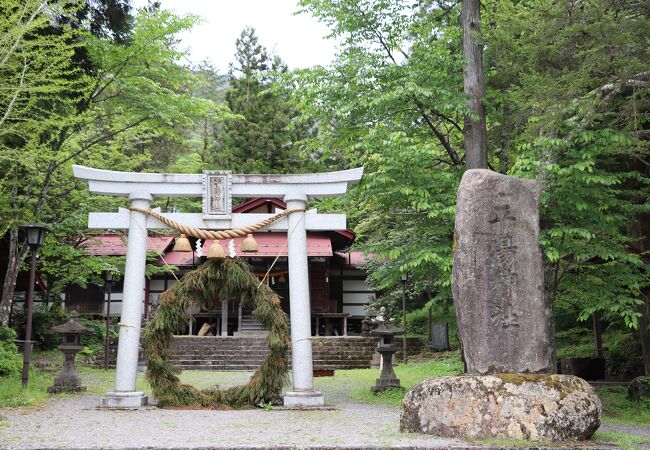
{"left": 100, "top": 192, "right": 151, "bottom": 408}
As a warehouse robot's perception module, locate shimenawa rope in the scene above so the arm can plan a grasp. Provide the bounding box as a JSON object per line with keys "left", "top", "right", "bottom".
{"left": 128, "top": 207, "right": 305, "bottom": 241}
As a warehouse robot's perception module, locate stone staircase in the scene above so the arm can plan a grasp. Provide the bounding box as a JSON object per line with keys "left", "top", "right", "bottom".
{"left": 170, "top": 337, "right": 270, "bottom": 371}
{"left": 311, "top": 337, "right": 378, "bottom": 370}
{"left": 169, "top": 336, "right": 380, "bottom": 371}
{"left": 234, "top": 313, "right": 268, "bottom": 337}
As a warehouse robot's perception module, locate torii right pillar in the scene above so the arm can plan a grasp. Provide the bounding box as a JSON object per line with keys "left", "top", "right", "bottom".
{"left": 283, "top": 193, "right": 324, "bottom": 407}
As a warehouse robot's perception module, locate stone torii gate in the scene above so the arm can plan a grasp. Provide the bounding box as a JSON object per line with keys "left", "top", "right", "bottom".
{"left": 73, "top": 165, "right": 363, "bottom": 409}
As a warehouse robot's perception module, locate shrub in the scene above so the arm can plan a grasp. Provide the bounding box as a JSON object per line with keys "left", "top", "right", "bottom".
{"left": 76, "top": 317, "right": 107, "bottom": 357}
{"left": 11, "top": 305, "right": 67, "bottom": 350}
{"left": 628, "top": 376, "right": 650, "bottom": 402}
{"left": 0, "top": 326, "right": 22, "bottom": 377}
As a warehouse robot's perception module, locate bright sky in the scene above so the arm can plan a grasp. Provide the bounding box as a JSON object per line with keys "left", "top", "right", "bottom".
{"left": 132, "top": 0, "right": 338, "bottom": 71}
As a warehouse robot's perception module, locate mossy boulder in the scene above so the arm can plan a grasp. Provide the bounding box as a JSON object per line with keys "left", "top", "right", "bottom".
{"left": 400, "top": 374, "right": 601, "bottom": 441}
{"left": 628, "top": 376, "right": 650, "bottom": 401}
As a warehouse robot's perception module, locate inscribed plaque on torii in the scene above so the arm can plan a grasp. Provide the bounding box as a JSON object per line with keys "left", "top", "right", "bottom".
{"left": 202, "top": 170, "right": 232, "bottom": 218}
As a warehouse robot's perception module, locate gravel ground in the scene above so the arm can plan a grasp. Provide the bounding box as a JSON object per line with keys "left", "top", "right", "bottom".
{"left": 0, "top": 371, "right": 642, "bottom": 449}
{"left": 598, "top": 423, "right": 650, "bottom": 439}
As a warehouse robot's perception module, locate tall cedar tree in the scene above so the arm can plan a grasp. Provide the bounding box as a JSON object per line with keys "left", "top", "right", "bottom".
{"left": 220, "top": 27, "right": 309, "bottom": 173}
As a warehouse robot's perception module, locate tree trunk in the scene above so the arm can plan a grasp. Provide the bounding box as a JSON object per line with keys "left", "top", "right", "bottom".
{"left": 639, "top": 293, "right": 650, "bottom": 375}
{"left": 629, "top": 214, "right": 650, "bottom": 375}
{"left": 543, "top": 261, "right": 557, "bottom": 373}
{"left": 592, "top": 313, "right": 604, "bottom": 358}
{"left": 462, "top": 0, "right": 488, "bottom": 169}
{"left": 0, "top": 228, "right": 27, "bottom": 326}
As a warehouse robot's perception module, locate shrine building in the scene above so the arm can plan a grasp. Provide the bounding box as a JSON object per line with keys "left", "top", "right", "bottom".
{"left": 73, "top": 197, "right": 376, "bottom": 337}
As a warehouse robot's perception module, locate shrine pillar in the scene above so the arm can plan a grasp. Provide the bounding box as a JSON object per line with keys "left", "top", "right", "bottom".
{"left": 283, "top": 193, "right": 324, "bottom": 407}
{"left": 100, "top": 192, "right": 151, "bottom": 408}
{"left": 221, "top": 298, "right": 228, "bottom": 336}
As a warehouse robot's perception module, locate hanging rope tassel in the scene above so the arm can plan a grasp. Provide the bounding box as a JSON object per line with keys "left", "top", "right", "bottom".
{"left": 128, "top": 207, "right": 305, "bottom": 241}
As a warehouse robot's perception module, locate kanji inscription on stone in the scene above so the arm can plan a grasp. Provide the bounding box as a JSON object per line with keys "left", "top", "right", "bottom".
{"left": 452, "top": 169, "right": 552, "bottom": 374}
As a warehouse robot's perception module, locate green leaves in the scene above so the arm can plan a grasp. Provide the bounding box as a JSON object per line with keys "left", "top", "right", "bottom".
{"left": 294, "top": 0, "right": 649, "bottom": 337}
{"left": 0, "top": 3, "right": 229, "bottom": 319}
{"left": 216, "top": 27, "right": 314, "bottom": 174}
{"left": 512, "top": 128, "right": 649, "bottom": 327}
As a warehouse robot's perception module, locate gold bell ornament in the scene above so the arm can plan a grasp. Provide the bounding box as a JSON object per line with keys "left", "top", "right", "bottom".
{"left": 241, "top": 234, "right": 259, "bottom": 253}
{"left": 207, "top": 241, "right": 226, "bottom": 259}
{"left": 173, "top": 234, "right": 192, "bottom": 252}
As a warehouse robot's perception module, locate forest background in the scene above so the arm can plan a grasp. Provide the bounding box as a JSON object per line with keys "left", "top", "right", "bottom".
{"left": 0, "top": 0, "right": 648, "bottom": 377}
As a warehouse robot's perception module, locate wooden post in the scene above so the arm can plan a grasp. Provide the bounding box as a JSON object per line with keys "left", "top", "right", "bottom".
{"left": 221, "top": 298, "right": 228, "bottom": 336}
{"left": 428, "top": 305, "right": 433, "bottom": 345}
{"left": 592, "top": 313, "right": 604, "bottom": 358}
{"left": 238, "top": 303, "right": 243, "bottom": 332}
{"left": 104, "top": 279, "right": 112, "bottom": 369}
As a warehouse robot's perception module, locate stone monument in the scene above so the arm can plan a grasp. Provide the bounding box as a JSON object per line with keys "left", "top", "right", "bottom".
{"left": 453, "top": 169, "right": 551, "bottom": 374}
{"left": 400, "top": 170, "right": 601, "bottom": 441}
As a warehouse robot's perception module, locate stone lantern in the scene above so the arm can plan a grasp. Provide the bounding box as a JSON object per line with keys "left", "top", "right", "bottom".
{"left": 370, "top": 307, "right": 404, "bottom": 393}
{"left": 48, "top": 310, "right": 92, "bottom": 393}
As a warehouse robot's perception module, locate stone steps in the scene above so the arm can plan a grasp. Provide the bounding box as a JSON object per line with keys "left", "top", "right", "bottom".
{"left": 169, "top": 336, "right": 380, "bottom": 371}
{"left": 99, "top": 336, "right": 389, "bottom": 371}
{"left": 240, "top": 314, "right": 265, "bottom": 330}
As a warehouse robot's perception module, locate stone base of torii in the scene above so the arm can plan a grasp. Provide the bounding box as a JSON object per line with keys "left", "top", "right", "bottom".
{"left": 73, "top": 165, "right": 363, "bottom": 409}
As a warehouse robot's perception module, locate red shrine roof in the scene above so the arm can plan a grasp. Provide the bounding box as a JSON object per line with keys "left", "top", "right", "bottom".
{"left": 81, "top": 234, "right": 174, "bottom": 256}
{"left": 202, "top": 233, "right": 333, "bottom": 258}
{"left": 81, "top": 233, "right": 367, "bottom": 269}
{"left": 158, "top": 249, "right": 196, "bottom": 267}
{"left": 334, "top": 251, "right": 369, "bottom": 268}
{"left": 233, "top": 197, "right": 287, "bottom": 213}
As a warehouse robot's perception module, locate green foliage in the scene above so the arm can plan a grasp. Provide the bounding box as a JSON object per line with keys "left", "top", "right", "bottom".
{"left": 512, "top": 129, "right": 649, "bottom": 327}
{"left": 291, "top": 1, "right": 468, "bottom": 313}
{"left": 555, "top": 325, "right": 644, "bottom": 377}
{"left": 0, "top": 326, "right": 22, "bottom": 378}
{"left": 217, "top": 27, "right": 315, "bottom": 173}
{"left": 142, "top": 258, "right": 289, "bottom": 408}
{"left": 0, "top": 0, "right": 86, "bottom": 144}
{"left": 76, "top": 317, "right": 108, "bottom": 357}
{"left": 259, "top": 401, "right": 273, "bottom": 411}
{"left": 406, "top": 300, "right": 459, "bottom": 348}
{"left": 485, "top": 0, "right": 649, "bottom": 332}
{"left": 485, "top": 0, "right": 650, "bottom": 146}
{"left": 1, "top": 3, "right": 226, "bottom": 326}
{"left": 11, "top": 306, "right": 67, "bottom": 350}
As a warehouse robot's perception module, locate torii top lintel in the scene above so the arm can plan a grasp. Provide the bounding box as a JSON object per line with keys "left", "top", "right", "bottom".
{"left": 72, "top": 165, "right": 364, "bottom": 198}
